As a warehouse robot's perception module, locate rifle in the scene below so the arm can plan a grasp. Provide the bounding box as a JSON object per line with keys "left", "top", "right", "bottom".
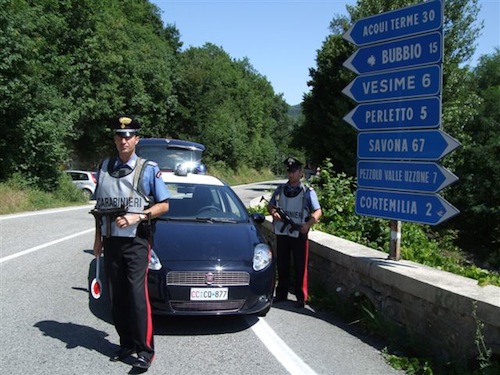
{"left": 90, "top": 204, "right": 153, "bottom": 239}
{"left": 89, "top": 204, "right": 128, "bottom": 238}
{"left": 260, "top": 196, "right": 302, "bottom": 234}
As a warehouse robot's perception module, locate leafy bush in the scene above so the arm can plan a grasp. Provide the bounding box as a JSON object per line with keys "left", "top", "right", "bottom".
{"left": 0, "top": 174, "right": 87, "bottom": 215}
{"left": 311, "top": 159, "right": 388, "bottom": 250}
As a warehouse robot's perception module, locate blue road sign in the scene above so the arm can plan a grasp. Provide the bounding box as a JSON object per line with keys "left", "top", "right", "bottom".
{"left": 357, "top": 160, "right": 458, "bottom": 193}
{"left": 343, "top": 32, "right": 442, "bottom": 75}
{"left": 342, "top": 65, "right": 441, "bottom": 103}
{"left": 343, "top": 0, "right": 443, "bottom": 46}
{"left": 357, "top": 129, "right": 460, "bottom": 160}
{"left": 344, "top": 97, "right": 441, "bottom": 131}
{"left": 355, "top": 188, "right": 459, "bottom": 225}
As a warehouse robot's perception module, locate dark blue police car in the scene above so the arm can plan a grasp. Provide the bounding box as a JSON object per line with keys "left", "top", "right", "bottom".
{"left": 147, "top": 171, "right": 275, "bottom": 316}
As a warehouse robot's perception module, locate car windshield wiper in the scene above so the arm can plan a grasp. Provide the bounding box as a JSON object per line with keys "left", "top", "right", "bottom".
{"left": 195, "top": 217, "right": 238, "bottom": 224}
{"left": 157, "top": 216, "right": 194, "bottom": 222}
{"left": 158, "top": 216, "right": 238, "bottom": 223}
{"left": 195, "top": 216, "right": 214, "bottom": 223}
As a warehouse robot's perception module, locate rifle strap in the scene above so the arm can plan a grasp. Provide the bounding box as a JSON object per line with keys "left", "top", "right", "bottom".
{"left": 132, "top": 157, "right": 147, "bottom": 196}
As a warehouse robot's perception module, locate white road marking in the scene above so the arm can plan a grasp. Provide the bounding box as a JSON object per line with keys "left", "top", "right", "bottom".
{"left": 249, "top": 317, "right": 318, "bottom": 375}
{"left": 0, "top": 229, "right": 94, "bottom": 264}
{"left": 0, "top": 205, "right": 93, "bottom": 221}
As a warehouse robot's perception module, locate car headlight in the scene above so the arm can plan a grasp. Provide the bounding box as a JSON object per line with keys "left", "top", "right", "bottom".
{"left": 253, "top": 243, "right": 272, "bottom": 271}
{"left": 148, "top": 249, "right": 162, "bottom": 271}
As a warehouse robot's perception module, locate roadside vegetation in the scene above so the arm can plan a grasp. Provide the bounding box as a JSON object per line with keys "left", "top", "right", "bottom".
{"left": 0, "top": 174, "right": 88, "bottom": 215}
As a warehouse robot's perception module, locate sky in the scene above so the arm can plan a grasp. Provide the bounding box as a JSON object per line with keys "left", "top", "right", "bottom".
{"left": 150, "top": 0, "right": 500, "bottom": 105}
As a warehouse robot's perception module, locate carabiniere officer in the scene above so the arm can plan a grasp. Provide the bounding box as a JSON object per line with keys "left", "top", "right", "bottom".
{"left": 93, "top": 115, "right": 169, "bottom": 370}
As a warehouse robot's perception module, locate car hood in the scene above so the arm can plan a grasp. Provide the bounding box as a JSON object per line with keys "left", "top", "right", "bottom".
{"left": 153, "top": 220, "right": 261, "bottom": 262}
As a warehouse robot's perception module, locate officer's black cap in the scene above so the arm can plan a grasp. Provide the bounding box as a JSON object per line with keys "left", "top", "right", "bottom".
{"left": 110, "top": 116, "right": 140, "bottom": 137}
{"left": 284, "top": 157, "right": 303, "bottom": 172}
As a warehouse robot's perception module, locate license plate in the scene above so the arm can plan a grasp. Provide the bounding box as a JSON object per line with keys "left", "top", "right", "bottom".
{"left": 190, "top": 287, "right": 228, "bottom": 301}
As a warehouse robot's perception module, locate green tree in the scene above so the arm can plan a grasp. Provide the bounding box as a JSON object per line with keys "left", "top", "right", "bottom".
{"left": 0, "top": 0, "right": 179, "bottom": 187}
{"left": 171, "top": 43, "right": 291, "bottom": 171}
{"left": 293, "top": 33, "right": 356, "bottom": 175}
{"left": 0, "top": 0, "right": 78, "bottom": 189}
{"left": 450, "top": 49, "right": 500, "bottom": 263}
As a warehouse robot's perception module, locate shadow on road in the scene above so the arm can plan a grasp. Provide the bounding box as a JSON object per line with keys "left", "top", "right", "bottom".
{"left": 33, "top": 320, "right": 117, "bottom": 357}
{"left": 153, "top": 314, "right": 259, "bottom": 336}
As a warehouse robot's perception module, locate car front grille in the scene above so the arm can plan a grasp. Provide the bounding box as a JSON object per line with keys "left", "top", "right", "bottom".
{"left": 167, "top": 271, "right": 250, "bottom": 286}
{"left": 170, "top": 300, "right": 246, "bottom": 312}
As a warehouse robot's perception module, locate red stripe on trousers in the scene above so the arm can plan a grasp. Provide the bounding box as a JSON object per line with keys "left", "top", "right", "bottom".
{"left": 144, "top": 243, "right": 154, "bottom": 359}
{"left": 302, "top": 240, "right": 309, "bottom": 301}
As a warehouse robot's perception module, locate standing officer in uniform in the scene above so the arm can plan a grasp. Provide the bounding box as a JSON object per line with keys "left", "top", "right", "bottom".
{"left": 93, "top": 115, "right": 169, "bottom": 370}
{"left": 268, "top": 157, "right": 322, "bottom": 308}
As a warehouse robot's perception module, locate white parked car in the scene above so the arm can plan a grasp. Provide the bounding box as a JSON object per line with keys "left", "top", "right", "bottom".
{"left": 65, "top": 170, "right": 97, "bottom": 199}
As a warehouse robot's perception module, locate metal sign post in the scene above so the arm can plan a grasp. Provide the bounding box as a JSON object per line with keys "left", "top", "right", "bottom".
{"left": 388, "top": 220, "right": 401, "bottom": 260}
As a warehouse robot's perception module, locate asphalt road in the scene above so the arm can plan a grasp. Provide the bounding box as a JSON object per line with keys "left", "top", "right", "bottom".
{"left": 0, "top": 181, "right": 403, "bottom": 375}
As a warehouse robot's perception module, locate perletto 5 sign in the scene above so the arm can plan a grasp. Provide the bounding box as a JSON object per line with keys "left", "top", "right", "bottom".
{"left": 342, "top": 0, "right": 459, "bottom": 225}
{"left": 343, "top": 97, "right": 441, "bottom": 131}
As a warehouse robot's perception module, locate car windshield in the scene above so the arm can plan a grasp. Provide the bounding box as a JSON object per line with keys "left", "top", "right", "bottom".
{"left": 137, "top": 145, "right": 203, "bottom": 171}
{"left": 162, "top": 183, "right": 248, "bottom": 222}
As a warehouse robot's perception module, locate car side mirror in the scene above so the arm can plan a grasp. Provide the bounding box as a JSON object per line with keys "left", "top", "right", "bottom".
{"left": 251, "top": 213, "right": 266, "bottom": 224}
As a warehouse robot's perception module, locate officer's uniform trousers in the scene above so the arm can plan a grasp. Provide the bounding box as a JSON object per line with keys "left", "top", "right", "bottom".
{"left": 104, "top": 235, "right": 154, "bottom": 360}
{"left": 275, "top": 232, "right": 309, "bottom": 302}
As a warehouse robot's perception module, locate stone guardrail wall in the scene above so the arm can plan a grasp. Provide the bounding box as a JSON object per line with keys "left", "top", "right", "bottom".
{"left": 260, "top": 219, "right": 500, "bottom": 365}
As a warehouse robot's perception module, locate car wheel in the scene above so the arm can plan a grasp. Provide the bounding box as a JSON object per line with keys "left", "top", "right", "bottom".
{"left": 257, "top": 304, "right": 271, "bottom": 317}
{"left": 82, "top": 189, "right": 92, "bottom": 200}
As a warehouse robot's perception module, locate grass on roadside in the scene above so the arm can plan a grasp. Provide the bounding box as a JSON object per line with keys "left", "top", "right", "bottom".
{"left": 0, "top": 176, "right": 89, "bottom": 215}
{"left": 207, "top": 162, "right": 276, "bottom": 185}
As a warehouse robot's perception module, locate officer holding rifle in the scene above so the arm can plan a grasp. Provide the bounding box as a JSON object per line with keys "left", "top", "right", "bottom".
{"left": 268, "top": 157, "right": 322, "bottom": 308}
{"left": 92, "top": 115, "right": 169, "bottom": 370}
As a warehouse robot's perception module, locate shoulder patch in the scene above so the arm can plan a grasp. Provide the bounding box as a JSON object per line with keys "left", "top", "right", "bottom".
{"left": 156, "top": 170, "right": 162, "bottom": 179}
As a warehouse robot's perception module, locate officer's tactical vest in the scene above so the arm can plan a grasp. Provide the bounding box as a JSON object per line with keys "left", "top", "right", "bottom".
{"left": 273, "top": 184, "right": 311, "bottom": 238}
{"left": 95, "top": 157, "right": 150, "bottom": 237}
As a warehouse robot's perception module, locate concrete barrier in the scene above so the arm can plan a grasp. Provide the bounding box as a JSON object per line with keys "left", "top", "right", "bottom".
{"left": 260, "top": 219, "right": 500, "bottom": 365}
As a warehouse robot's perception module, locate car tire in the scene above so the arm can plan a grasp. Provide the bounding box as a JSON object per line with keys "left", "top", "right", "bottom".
{"left": 82, "top": 189, "right": 92, "bottom": 200}
{"left": 257, "top": 304, "right": 271, "bottom": 317}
